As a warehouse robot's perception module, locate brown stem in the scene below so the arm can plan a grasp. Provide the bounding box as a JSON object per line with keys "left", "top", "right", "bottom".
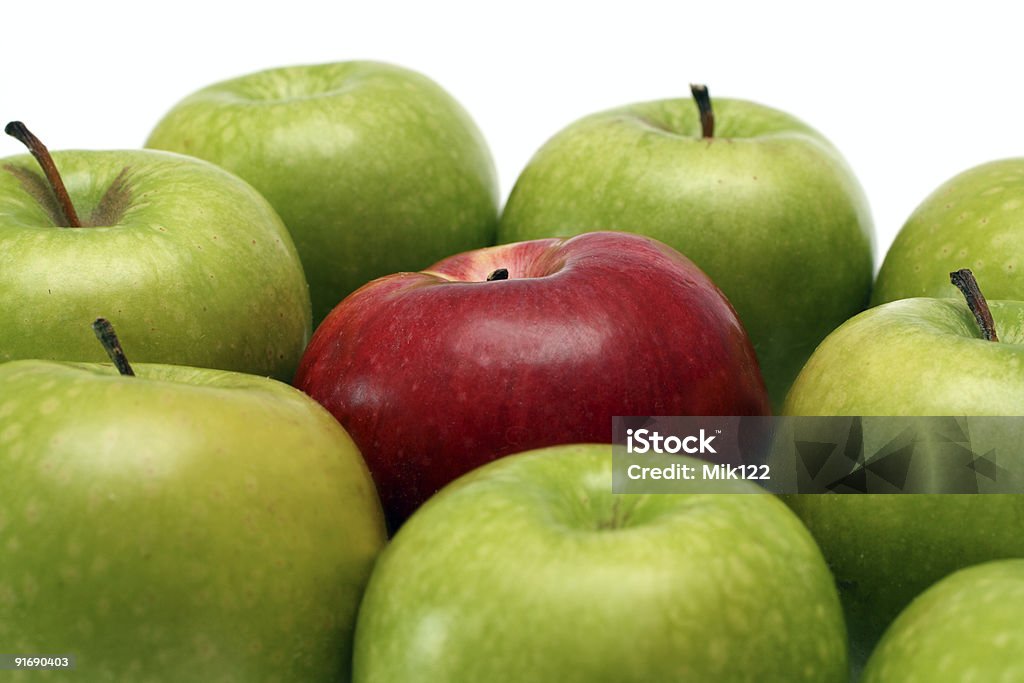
{"left": 5, "top": 121, "right": 82, "bottom": 228}
{"left": 486, "top": 268, "right": 509, "bottom": 281}
{"left": 950, "top": 269, "right": 999, "bottom": 342}
{"left": 92, "top": 318, "right": 136, "bottom": 376}
{"left": 690, "top": 84, "right": 714, "bottom": 138}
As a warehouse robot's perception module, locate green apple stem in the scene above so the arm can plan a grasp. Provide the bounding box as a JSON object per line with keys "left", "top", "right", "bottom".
{"left": 690, "top": 84, "right": 714, "bottom": 138}
{"left": 4, "top": 121, "right": 83, "bottom": 228}
{"left": 92, "top": 318, "right": 136, "bottom": 376}
{"left": 950, "top": 269, "right": 999, "bottom": 342}
{"left": 487, "top": 268, "right": 509, "bottom": 281}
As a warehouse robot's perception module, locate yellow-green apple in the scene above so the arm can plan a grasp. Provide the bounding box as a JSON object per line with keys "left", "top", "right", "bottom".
{"left": 782, "top": 271, "right": 1024, "bottom": 666}
{"left": 353, "top": 444, "right": 848, "bottom": 683}
{"left": 294, "top": 231, "right": 770, "bottom": 528}
{"left": 499, "top": 85, "right": 875, "bottom": 409}
{"left": 0, "top": 323, "right": 386, "bottom": 682}
{"left": 146, "top": 61, "right": 499, "bottom": 323}
{"left": 862, "top": 560, "right": 1024, "bottom": 682}
{"left": 874, "top": 158, "right": 1024, "bottom": 305}
{"left": 0, "top": 122, "right": 310, "bottom": 380}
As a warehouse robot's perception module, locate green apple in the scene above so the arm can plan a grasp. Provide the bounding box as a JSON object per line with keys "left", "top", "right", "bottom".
{"left": 353, "top": 443, "right": 847, "bottom": 683}
{"left": 874, "top": 158, "right": 1024, "bottom": 305}
{"left": 782, "top": 290, "right": 1024, "bottom": 667}
{"left": 861, "top": 560, "right": 1024, "bottom": 682}
{"left": 0, "top": 351, "right": 386, "bottom": 680}
{"left": 499, "top": 87, "right": 874, "bottom": 408}
{"left": 785, "top": 296, "right": 1024, "bottom": 415}
{"left": 0, "top": 122, "right": 311, "bottom": 380}
{"left": 785, "top": 493, "right": 1024, "bottom": 672}
{"left": 145, "top": 61, "right": 500, "bottom": 323}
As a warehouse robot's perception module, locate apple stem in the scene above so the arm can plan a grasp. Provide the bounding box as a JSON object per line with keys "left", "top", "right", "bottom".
{"left": 690, "top": 84, "right": 714, "bottom": 138}
{"left": 4, "top": 121, "right": 83, "bottom": 228}
{"left": 950, "top": 269, "right": 999, "bottom": 342}
{"left": 487, "top": 268, "right": 510, "bottom": 281}
{"left": 92, "top": 318, "right": 136, "bottom": 376}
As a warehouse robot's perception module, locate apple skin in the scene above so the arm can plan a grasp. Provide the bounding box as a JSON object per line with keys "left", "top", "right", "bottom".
{"left": 0, "top": 359, "right": 386, "bottom": 682}
{"left": 352, "top": 443, "right": 848, "bottom": 683}
{"left": 785, "top": 297, "right": 1024, "bottom": 414}
{"left": 294, "top": 231, "right": 770, "bottom": 527}
{"left": 499, "top": 96, "right": 874, "bottom": 409}
{"left": 861, "top": 560, "right": 1024, "bottom": 682}
{"left": 873, "top": 158, "right": 1024, "bottom": 305}
{"left": 0, "top": 149, "right": 311, "bottom": 380}
{"left": 781, "top": 297, "right": 1024, "bottom": 667}
{"left": 785, "top": 494, "right": 1024, "bottom": 672}
{"left": 146, "top": 61, "right": 500, "bottom": 323}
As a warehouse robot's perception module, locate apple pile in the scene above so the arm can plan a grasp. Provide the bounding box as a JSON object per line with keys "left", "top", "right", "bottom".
{"left": 1, "top": 60, "right": 1022, "bottom": 682}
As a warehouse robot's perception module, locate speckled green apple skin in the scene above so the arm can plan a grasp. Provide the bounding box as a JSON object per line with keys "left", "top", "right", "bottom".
{"left": 146, "top": 61, "right": 500, "bottom": 323}
{"left": 783, "top": 297, "right": 1024, "bottom": 667}
{"left": 862, "top": 560, "right": 1024, "bottom": 682}
{"left": 0, "top": 149, "right": 311, "bottom": 380}
{"left": 499, "top": 98, "right": 874, "bottom": 410}
{"left": 0, "top": 360, "right": 386, "bottom": 682}
{"left": 353, "top": 444, "right": 847, "bottom": 683}
{"left": 873, "top": 159, "right": 1024, "bottom": 305}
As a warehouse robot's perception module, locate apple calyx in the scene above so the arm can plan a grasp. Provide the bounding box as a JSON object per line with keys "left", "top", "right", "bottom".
{"left": 950, "top": 268, "right": 999, "bottom": 342}
{"left": 92, "top": 318, "right": 136, "bottom": 376}
{"left": 486, "top": 268, "right": 510, "bottom": 281}
{"left": 689, "top": 84, "right": 714, "bottom": 138}
{"left": 5, "top": 121, "right": 83, "bottom": 228}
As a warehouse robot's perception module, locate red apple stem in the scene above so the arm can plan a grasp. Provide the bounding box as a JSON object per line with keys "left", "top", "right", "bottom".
{"left": 4, "top": 121, "right": 83, "bottom": 228}
{"left": 92, "top": 318, "right": 136, "bottom": 376}
{"left": 487, "top": 268, "right": 509, "bottom": 281}
{"left": 690, "top": 84, "right": 714, "bottom": 138}
{"left": 950, "top": 269, "right": 999, "bottom": 342}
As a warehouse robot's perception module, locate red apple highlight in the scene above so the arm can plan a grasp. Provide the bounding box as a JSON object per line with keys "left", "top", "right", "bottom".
{"left": 295, "top": 231, "right": 769, "bottom": 527}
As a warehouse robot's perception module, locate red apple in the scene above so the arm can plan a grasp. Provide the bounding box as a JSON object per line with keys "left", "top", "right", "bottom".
{"left": 294, "top": 231, "right": 769, "bottom": 527}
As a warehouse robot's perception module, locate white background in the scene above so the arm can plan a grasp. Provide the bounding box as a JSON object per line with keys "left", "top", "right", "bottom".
{"left": 4, "top": 0, "right": 1022, "bottom": 263}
